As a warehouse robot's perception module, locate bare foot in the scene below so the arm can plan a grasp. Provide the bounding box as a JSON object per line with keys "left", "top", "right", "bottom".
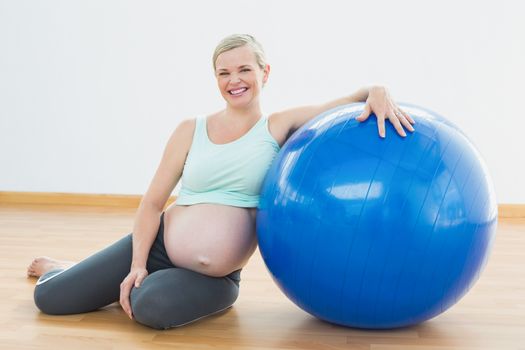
{"left": 27, "top": 256, "right": 76, "bottom": 278}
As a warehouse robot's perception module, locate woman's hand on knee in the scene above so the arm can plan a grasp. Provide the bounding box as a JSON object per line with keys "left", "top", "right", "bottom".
{"left": 119, "top": 267, "right": 149, "bottom": 319}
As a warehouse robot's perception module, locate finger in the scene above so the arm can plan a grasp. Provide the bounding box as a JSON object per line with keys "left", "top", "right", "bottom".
{"left": 135, "top": 273, "right": 146, "bottom": 288}
{"left": 356, "top": 103, "right": 372, "bottom": 122}
{"left": 389, "top": 112, "right": 407, "bottom": 137}
{"left": 395, "top": 110, "right": 414, "bottom": 132}
{"left": 398, "top": 115, "right": 414, "bottom": 132}
{"left": 377, "top": 114, "right": 386, "bottom": 138}
{"left": 120, "top": 281, "right": 133, "bottom": 319}
{"left": 400, "top": 108, "right": 415, "bottom": 124}
{"left": 397, "top": 112, "right": 414, "bottom": 132}
{"left": 119, "top": 284, "right": 128, "bottom": 317}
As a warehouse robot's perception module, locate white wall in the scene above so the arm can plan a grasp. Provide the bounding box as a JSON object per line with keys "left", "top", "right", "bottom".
{"left": 1, "top": 0, "right": 523, "bottom": 203}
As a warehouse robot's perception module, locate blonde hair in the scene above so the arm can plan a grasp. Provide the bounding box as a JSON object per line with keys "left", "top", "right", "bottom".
{"left": 212, "top": 34, "right": 267, "bottom": 71}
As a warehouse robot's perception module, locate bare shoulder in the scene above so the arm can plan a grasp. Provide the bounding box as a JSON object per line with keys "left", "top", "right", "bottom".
{"left": 141, "top": 117, "right": 197, "bottom": 210}
{"left": 167, "top": 118, "right": 196, "bottom": 151}
{"left": 176, "top": 118, "right": 196, "bottom": 136}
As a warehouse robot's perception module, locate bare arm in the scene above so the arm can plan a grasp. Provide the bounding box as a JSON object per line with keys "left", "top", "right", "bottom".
{"left": 120, "top": 118, "right": 195, "bottom": 319}
{"left": 278, "top": 87, "right": 370, "bottom": 132}
{"left": 270, "top": 86, "right": 414, "bottom": 141}
{"left": 131, "top": 118, "right": 195, "bottom": 268}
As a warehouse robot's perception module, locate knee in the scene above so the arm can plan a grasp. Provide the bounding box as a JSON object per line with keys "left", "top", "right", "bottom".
{"left": 33, "top": 285, "right": 64, "bottom": 315}
{"left": 34, "top": 283, "right": 53, "bottom": 314}
{"left": 129, "top": 269, "right": 240, "bottom": 330}
{"left": 130, "top": 286, "right": 182, "bottom": 330}
{"left": 33, "top": 271, "right": 64, "bottom": 314}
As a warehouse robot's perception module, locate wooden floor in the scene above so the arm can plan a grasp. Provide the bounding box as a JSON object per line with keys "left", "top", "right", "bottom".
{"left": 0, "top": 204, "right": 523, "bottom": 350}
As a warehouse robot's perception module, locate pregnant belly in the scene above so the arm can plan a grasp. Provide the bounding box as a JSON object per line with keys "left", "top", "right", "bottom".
{"left": 163, "top": 203, "right": 258, "bottom": 277}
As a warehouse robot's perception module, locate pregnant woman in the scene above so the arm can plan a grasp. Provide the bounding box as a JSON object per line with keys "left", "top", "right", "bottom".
{"left": 27, "top": 34, "right": 414, "bottom": 330}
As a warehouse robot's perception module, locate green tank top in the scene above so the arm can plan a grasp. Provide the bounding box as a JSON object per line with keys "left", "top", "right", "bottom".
{"left": 175, "top": 115, "right": 281, "bottom": 208}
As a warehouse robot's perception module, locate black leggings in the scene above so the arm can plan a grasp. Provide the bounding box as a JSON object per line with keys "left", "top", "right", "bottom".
{"left": 33, "top": 212, "right": 241, "bottom": 330}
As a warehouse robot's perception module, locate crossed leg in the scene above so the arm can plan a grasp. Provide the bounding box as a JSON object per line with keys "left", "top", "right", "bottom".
{"left": 32, "top": 228, "right": 241, "bottom": 329}
{"left": 131, "top": 268, "right": 239, "bottom": 329}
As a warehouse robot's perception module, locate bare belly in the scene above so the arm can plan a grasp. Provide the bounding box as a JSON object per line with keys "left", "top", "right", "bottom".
{"left": 163, "top": 203, "right": 258, "bottom": 277}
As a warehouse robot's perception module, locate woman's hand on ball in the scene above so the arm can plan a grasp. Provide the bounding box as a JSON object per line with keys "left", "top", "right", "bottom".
{"left": 356, "top": 86, "right": 415, "bottom": 138}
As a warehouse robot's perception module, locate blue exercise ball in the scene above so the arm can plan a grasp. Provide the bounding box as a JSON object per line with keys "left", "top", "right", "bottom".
{"left": 257, "top": 103, "right": 497, "bottom": 329}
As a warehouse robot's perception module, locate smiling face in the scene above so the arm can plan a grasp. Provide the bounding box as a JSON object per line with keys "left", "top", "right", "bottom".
{"left": 214, "top": 45, "right": 270, "bottom": 110}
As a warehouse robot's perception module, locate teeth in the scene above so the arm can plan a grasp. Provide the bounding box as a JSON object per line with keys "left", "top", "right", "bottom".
{"left": 230, "top": 88, "right": 247, "bottom": 95}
